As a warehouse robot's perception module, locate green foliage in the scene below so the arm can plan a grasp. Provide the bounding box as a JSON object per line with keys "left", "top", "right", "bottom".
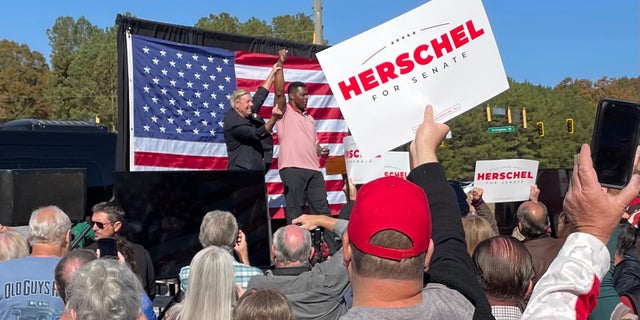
{"left": 196, "top": 11, "right": 314, "bottom": 43}
{"left": 0, "top": 40, "right": 51, "bottom": 121}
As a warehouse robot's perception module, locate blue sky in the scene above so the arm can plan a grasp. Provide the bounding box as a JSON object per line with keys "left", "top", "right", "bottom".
{"left": 1, "top": 0, "right": 637, "bottom": 87}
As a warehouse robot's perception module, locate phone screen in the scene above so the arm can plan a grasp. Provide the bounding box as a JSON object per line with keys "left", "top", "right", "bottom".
{"left": 97, "top": 238, "right": 118, "bottom": 258}
{"left": 592, "top": 99, "right": 640, "bottom": 188}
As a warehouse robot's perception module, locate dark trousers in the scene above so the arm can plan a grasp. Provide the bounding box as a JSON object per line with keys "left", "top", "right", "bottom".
{"left": 279, "top": 167, "right": 330, "bottom": 224}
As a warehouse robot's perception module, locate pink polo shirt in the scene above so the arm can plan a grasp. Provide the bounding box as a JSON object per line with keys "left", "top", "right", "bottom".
{"left": 276, "top": 103, "right": 320, "bottom": 171}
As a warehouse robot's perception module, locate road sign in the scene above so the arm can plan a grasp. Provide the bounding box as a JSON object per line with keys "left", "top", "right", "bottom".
{"left": 488, "top": 125, "right": 515, "bottom": 133}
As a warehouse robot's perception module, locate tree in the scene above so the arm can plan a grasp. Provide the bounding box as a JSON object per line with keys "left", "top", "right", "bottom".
{"left": 47, "top": 16, "right": 99, "bottom": 79}
{"left": 0, "top": 40, "right": 51, "bottom": 121}
{"left": 195, "top": 13, "right": 241, "bottom": 34}
{"left": 196, "top": 12, "right": 315, "bottom": 43}
{"left": 271, "top": 13, "right": 315, "bottom": 43}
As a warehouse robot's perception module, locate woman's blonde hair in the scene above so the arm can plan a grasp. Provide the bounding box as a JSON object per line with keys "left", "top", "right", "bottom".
{"left": 178, "top": 246, "right": 236, "bottom": 320}
{"left": 462, "top": 215, "right": 495, "bottom": 255}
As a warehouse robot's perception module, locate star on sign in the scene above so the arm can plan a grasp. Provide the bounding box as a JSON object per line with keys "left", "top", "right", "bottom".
{"left": 151, "top": 115, "right": 158, "bottom": 123}
{"left": 185, "top": 119, "right": 192, "bottom": 125}
{"left": 143, "top": 85, "right": 150, "bottom": 93}
{"left": 169, "top": 61, "right": 176, "bottom": 67}
{"left": 218, "top": 121, "right": 224, "bottom": 127}
{"left": 186, "top": 100, "right": 193, "bottom": 107}
{"left": 207, "top": 56, "right": 214, "bottom": 63}
{"left": 160, "top": 107, "right": 167, "bottom": 114}
{"left": 209, "top": 75, "right": 216, "bottom": 81}
{"left": 194, "top": 73, "right": 201, "bottom": 80}
{"left": 211, "top": 93, "right": 217, "bottom": 100}
{"left": 210, "top": 111, "right": 216, "bottom": 117}
{"left": 170, "top": 80, "right": 177, "bottom": 87}
{"left": 194, "top": 110, "right": 201, "bottom": 117}
{"left": 176, "top": 127, "right": 183, "bottom": 134}
{"left": 194, "top": 92, "right": 202, "bottom": 98}
{"left": 177, "top": 109, "right": 184, "bottom": 115}
{"left": 218, "top": 103, "right": 225, "bottom": 109}
{"left": 159, "top": 126, "right": 166, "bottom": 133}
{"left": 201, "top": 119, "right": 209, "bottom": 126}
{"left": 160, "top": 50, "right": 167, "bottom": 57}
{"left": 203, "top": 102, "right": 209, "bottom": 108}
{"left": 185, "top": 63, "right": 192, "bottom": 70}
{"left": 151, "top": 97, "right": 159, "bottom": 103}
{"left": 202, "top": 83, "right": 209, "bottom": 90}
{"left": 216, "top": 66, "right": 222, "bottom": 73}
{"left": 152, "top": 77, "right": 160, "bottom": 85}
{"left": 222, "top": 58, "right": 229, "bottom": 64}
{"left": 225, "top": 76, "right": 231, "bottom": 83}
{"left": 209, "top": 129, "right": 216, "bottom": 136}
{"left": 152, "top": 58, "right": 160, "bottom": 65}
{"left": 142, "top": 105, "right": 150, "bottom": 112}
{"left": 186, "top": 81, "right": 194, "bottom": 88}
{"left": 161, "top": 88, "right": 168, "bottom": 95}
{"left": 142, "top": 47, "right": 150, "bottom": 54}
{"left": 218, "top": 85, "right": 225, "bottom": 91}
{"left": 167, "top": 117, "right": 175, "bottom": 124}
{"left": 192, "top": 54, "right": 199, "bottom": 61}
{"left": 169, "top": 98, "right": 176, "bottom": 105}
{"left": 143, "top": 66, "right": 151, "bottom": 73}
{"left": 161, "top": 69, "right": 168, "bottom": 76}
{"left": 143, "top": 125, "right": 150, "bottom": 131}
{"left": 178, "top": 71, "right": 185, "bottom": 78}
{"left": 192, "top": 128, "right": 199, "bottom": 135}
{"left": 178, "top": 90, "right": 185, "bottom": 97}
{"left": 201, "top": 65, "right": 208, "bottom": 71}
{"left": 176, "top": 52, "right": 183, "bottom": 59}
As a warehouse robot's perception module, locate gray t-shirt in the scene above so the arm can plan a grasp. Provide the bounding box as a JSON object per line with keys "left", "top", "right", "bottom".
{"left": 340, "top": 283, "right": 474, "bottom": 320}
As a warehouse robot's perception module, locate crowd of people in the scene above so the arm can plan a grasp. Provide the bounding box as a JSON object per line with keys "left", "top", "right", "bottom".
{"left": 0, "top": 48, "right": 640, "bottom": 320}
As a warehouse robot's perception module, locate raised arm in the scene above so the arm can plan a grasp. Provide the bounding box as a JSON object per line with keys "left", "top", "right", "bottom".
{"left": 407, "top": 105, "right": 494, "bottom": 320}
{"left": 274, "top": 49, "right": 287, "bottom": 114}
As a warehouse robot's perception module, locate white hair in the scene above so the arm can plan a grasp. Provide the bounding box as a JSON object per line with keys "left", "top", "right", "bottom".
{"left": 28, "top": 206, "right": 71, "bottom": 246}
{"left": 66, "top": 259, "right": 144, "bottom": 320}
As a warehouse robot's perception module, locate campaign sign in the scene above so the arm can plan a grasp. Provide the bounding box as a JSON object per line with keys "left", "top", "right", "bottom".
{"left": 344, "top": 136, "right": 410, "bottom": 184}
{"left": 474, "top": 159, "right": 539, "bottom": 203}
{"left": 317, "top": 0, "right": 508, "bottom": 158}
{"left": 344, "top": 136, "right": 383, "bottom": 184}
{"left": 382, "top": 151, "right": 410, "bottom": 180}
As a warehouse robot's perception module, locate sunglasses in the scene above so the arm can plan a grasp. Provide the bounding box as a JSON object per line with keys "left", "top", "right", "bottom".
{"left": 92, "top": 221, "right": 112, "bottom": 229}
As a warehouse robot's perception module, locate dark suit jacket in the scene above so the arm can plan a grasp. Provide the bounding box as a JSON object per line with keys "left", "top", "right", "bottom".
{"left": 223, "top": 87, "right": 272, "bottom": 171}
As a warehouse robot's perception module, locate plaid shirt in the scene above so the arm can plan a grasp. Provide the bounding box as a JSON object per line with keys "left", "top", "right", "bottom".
{"left": 179, "top": 260, "right": 263, "bottom": 292}
{"left": 491, "top": 305, "right": 522, "bottom": 320}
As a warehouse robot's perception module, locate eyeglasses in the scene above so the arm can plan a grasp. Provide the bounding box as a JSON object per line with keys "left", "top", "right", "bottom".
{"left": 92, "top": 221, "right": 112, "bottom": 229}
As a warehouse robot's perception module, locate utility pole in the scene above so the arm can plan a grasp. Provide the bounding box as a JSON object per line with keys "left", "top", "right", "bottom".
{"left": 313, "top": 0, "right": 324, "bottom": 45}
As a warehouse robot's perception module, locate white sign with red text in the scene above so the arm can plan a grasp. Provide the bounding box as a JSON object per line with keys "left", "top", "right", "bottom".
{"left": 382, "top": 151, "right": 410, "bottom": 180}
{"left": 474, "top": 159, "right": 539, "bottom": 203}
{"left": 344, "top": 136, "right": 383, "bottom": 184}
{"left": 344, "top": 136, "right": 410, "bottom": 184}
{"left": 317, "top": 0, "right": 508, "bottom": 158}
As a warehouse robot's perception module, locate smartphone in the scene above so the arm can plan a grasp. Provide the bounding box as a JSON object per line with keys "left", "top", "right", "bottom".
{"left": 96, "top": 237, "right": 118, "bottom": 258}
{"left": 591, "top": 98, "right": 640, "bottom": 189}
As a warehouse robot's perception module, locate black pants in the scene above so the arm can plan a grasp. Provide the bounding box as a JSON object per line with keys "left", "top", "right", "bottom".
{"left": 279, "top": 167, "right": 330, "bottom": 224}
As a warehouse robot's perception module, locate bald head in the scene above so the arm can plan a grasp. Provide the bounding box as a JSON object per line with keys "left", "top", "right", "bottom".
{"left": 516, "top": 201, "right": 548, "bottom": 238}
{"left": 28, "top": 206, "right": 72, "bottom": 246}
{"left": 273, "top": 225, "right": 312, "bottom": 266}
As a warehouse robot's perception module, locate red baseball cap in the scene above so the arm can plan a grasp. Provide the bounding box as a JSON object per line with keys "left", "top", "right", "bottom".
{"left": 347, "top": 176, "right": 432, "bottom": 261}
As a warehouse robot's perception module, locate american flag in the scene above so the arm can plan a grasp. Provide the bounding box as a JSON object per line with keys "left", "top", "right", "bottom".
{"left": 128, "top": 34, "right": 347, "bottom": 218}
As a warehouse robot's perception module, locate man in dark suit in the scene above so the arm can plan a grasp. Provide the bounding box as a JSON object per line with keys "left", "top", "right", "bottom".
{"left": 224, "top": 49, "right": 287, "bottom": 173}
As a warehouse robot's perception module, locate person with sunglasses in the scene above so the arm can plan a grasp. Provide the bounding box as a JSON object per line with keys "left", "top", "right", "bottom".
{"left": 86, "top": 201, "right": 156, "bottom": 300}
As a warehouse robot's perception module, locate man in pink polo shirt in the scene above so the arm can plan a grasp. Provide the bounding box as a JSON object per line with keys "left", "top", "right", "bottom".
{"left": 276, "top": 81, "right": 331, "bottom": 224}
